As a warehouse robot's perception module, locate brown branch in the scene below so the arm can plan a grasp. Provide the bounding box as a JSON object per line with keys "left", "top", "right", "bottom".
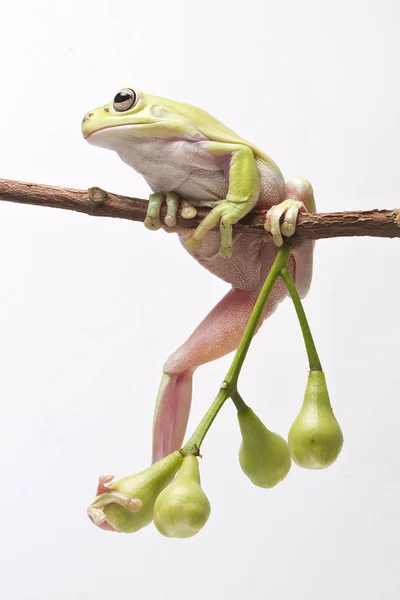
{"left": 0, "top": 178, "right": 399, "bottom": 243}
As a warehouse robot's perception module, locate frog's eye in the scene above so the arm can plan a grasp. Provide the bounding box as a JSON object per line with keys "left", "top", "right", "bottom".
{"left": 113, "top": 89, "right": 138, "bottom": 112}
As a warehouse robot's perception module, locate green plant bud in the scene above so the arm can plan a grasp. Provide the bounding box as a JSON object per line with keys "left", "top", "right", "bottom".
{"left": 89, "top": 451, "right": 183, "bottom": 533}
{"left": 288, "top": 371, "right": 343, "bottom": 469}
{"left": 237, "top": 407, "right": 291, "bottom": 488}
{"left": 154, "top": 455, "right": 211, "bottom": 538}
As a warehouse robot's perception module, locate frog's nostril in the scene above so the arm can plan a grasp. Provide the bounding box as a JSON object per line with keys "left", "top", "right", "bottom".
{"left": 82, "top": 112, "right": 94, "bottom": 124}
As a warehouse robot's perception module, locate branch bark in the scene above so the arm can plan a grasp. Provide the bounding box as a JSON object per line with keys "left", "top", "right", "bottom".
{"left": 0, "top": 178, "right": 399, "bottom": 243}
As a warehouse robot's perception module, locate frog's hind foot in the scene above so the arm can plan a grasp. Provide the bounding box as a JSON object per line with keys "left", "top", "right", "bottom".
{"left": 144, "top": 192, "right": 197, "bottom": 230}
{"left": 264, "top": 178, "right": 315, "bottom": 247}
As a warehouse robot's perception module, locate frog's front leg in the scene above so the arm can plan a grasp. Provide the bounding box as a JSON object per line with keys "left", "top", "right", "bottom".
{"left": 185, "top": 142, "right": 260, "bottom": 258}
{"left": 144, "top": 192, "right": 197, "bottom": 230}
{"left": 151, "top": 275, "right": 290, "bottom": 462}
{"left": 264, "top": 177, "right": 315, "bottom": 247}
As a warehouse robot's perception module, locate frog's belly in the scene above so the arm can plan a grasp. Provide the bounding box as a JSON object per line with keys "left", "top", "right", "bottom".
{"left": 147, "top": 168, "right": 228, "bottom": 204}
{"left": 117, "top": 137, "right": 284, "bottom": 208}
{"left": 179, "top": 229, "right": 265, "bottom": 291}
{"left": 173, "top": 170, "right": 228, "bottom": 204}
{"left": 118, "top": 137, "right": 227, "bottom": 203}
{"left": 144, "top": 155, "right": 228, "bottom": 204}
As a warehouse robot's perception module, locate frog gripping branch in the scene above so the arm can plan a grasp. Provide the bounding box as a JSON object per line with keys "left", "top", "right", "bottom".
{"left": 80, "top": 87, "right": 380, "bottom": 537}
{"left": 82, "top": 87, "right": 316, "bottom": 463}
{"left": 0, "top": 75, "right": 396, "bottom": 538}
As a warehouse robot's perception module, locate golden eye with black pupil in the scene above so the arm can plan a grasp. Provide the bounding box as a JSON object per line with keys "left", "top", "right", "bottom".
{"left": 113, "top": 89, "right": 137, "bottom": 112}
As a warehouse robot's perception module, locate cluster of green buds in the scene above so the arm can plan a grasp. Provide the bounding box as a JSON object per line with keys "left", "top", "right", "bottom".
{"left": 88, "top": 452, "right": 210, "bottom": 537}
{"left": 88, "top": 246, "right": 343, "bottom": 536}
{"left": 235, "top": 263, "right": 343, "bottom": 487}
{"left": 235, "top": 369, "right": 343, "bottom": 489}
{"left": 230, "top": 253, "right": 343, "bottom": 493}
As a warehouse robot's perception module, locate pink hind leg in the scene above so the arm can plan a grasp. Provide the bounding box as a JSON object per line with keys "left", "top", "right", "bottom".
{"left": 152, "top": 273, "right": 290, "bottom": 462}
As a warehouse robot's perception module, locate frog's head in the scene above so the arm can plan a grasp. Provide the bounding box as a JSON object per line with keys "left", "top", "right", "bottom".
{"left": 82, "top": 88, "right": 200, "bottom": 150}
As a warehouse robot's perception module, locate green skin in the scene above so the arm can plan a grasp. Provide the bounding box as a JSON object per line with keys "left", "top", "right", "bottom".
{"left": 154, "top": 455, "right": 211, "bottom": 538}
{"left": 288, "top": 371, "right": 344, "bottom": 469}
{"left": 238, "top": 407, "right": 292, "bottom": 488}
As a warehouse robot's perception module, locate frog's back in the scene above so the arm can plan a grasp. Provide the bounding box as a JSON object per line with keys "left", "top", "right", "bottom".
{"left": 148, "top": 94, "right": 285, "bottom": 211}
{"left": 149, "top": 94, "right": 283, "bottom": 174}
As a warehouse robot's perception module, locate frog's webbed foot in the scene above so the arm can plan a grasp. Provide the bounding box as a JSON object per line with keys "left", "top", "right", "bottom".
{"left": 264, "top": 178, "right": 315, "bottom": 247}
{"left": 144, "top": 192, "right": 197, "bottom": 230}
{"left": 88, "top": 474, "right": 143, "bottom": 528}
{"left": 185, "top": 200, "right": 246, "bottom": 258}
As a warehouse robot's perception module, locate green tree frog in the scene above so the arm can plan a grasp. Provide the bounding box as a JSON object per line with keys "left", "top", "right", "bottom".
{"left": 82, "top": 88, "right": 316, "bottom": 462}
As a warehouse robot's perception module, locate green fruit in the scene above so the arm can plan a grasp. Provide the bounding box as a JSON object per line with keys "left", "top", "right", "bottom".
{"left": 101, "top": 451, "right": 183, "bottom": 533}
{"left": 154, "top": 455, "right": 211, "bottom": 538}
{"left": 238, "top": 407, "right": 291, "bottom": 488}
{"left": 288, "top": 371, "right": 343, "bottom": 469}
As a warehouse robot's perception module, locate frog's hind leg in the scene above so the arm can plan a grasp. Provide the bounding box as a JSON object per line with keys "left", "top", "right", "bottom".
{"left": 152, "top": 278, "right": 288, "bottom": 462}
{"left": 152, "top": 370, "right": 194, "bottom": 463}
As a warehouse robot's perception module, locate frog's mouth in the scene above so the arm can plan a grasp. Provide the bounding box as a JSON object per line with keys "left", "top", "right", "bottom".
{"left": 82, "top": 121, "right": 159, "bottom": 142}
{"left": 82, "top": 122, "right": 155, "bottom": 139}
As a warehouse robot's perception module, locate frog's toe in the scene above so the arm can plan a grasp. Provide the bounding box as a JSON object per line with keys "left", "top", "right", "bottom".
{"left": 219, "top": 245, "right": 233, "bottom": 258}
{"left": 264, "top": 206, "right": 284, "bottom": 246}
{"left": 96, "top": 474, "right": 115, "bottom": 496}
{"left": 164, "top": 192, "right": 179, "bottom": 227}
{"left": 180, "top": 199, "right": 197, "bottom": 219}
{"left": 144, "top": 216, "right": 162, "bottom": 230}
{"left": 185, "top": 234, "right": 203, "bottom": 251}
{"left": 219, "top": 217, "right": 233, "bottom": 258}
{"left": 145, "top": 193, "right": 164, "bottom": 230}
{"left": 166, "top": 195, "right": 197, "bottom": 225}
{"left": 280, "top": 201, "right": 306, "bottom": 237}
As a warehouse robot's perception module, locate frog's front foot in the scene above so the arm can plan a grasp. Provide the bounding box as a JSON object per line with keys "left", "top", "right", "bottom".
{"left": 144, "top": 192, "right": 197, "bottom": 230}
{"left": 264, "top": 178, "right": 314, "bottom": 247}
{"left": 185, "top": 200, "right": 246, "bottom": 258}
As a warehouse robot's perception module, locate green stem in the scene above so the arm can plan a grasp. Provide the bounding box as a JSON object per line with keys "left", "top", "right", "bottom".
{"left": 181, "top": 387, "right": 230, "bottom": 457}
{"left": 280, "top": 268, "right": 322, "bottom": 371}
{"left": 230, "top": 390, "right": 249, "bottom": 413}
{"left": 181, "top": 245, "right": 292, "bottom": 456}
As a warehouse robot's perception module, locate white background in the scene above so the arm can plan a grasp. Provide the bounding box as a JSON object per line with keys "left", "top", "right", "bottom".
{"left": 1, "top": 1, "right": 399, "bottom": 598}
